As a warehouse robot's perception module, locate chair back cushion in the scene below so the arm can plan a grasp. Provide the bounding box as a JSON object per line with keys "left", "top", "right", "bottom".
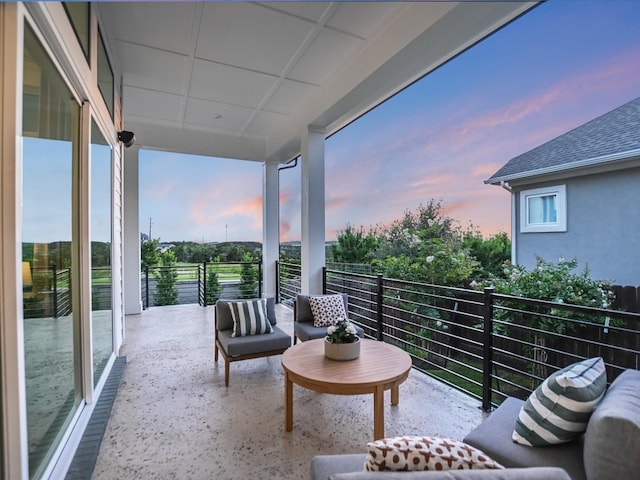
{"left": 229, "top": 298, "right": 272, "bottom": 337}
{"left": 216, "top": 297, "right": 276, "bottom": 331}
{"left": 296, "top": 293, "right": 348, "bottom": 325}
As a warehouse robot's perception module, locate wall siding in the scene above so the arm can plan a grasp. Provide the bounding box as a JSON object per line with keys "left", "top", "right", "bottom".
{"left": 515, "top": 167, "right": 640, "bottom": 286}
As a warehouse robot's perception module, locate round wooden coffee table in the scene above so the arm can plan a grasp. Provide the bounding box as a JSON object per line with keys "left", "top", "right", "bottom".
{"left": 281, "top": 338, "right": 411, "bottom": 440}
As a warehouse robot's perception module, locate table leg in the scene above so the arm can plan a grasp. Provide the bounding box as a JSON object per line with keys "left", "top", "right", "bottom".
{"left": 391, "top": 384, "right": 400, "bottom": 406}
{"left": 373, "top": 385, "right": 384, "bottom": 440}
{"left": 285, "top": 371, "right": 293, "bottom": 431}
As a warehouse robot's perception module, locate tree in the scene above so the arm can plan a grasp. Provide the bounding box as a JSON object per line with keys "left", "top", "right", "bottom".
{"left": 482, "top": 256, "right": 615, "bottom": 333}
{"left": 463, "top": 230, "right": 511, "bottom": 279}
{"left": 154, "top": 249, "right": 178, "bottom": 306}
{"left": 205, "top": 266, "right": 223, "bottom": 305}
{"left": 141, "top": 239, "right": 161, "bottom": 271}
{"left": 332, "top": 224, "right": 378, "bottom": 263}
{"left": 239, "top": 252, "right": 258, "bottom": 298}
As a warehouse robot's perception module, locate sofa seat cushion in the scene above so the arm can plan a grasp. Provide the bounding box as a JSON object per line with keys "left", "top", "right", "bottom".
{"left": 217, "top": 325, "right": 290, "bottom": 357}
{"left": 583, "top": 369, "right": 640, "bottom": 480}
{"left": 295, "top": 320, "right": 364, "bottom": 343}
{"left": 463, "top": 398, "right": 586, "bottom": 480}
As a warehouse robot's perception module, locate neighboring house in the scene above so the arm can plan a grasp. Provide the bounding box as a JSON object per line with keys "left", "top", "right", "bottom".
{"left": 486, "top": 96, "right": 640, "bottom": 287}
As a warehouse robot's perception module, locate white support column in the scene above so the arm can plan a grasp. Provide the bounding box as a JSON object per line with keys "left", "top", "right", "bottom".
{"left": 262, "top": 162, "right": 279, "bottom": 299}
{"left": 123, "top": 146, "right": 142, "bottom": 314}
{"left": 300, "top": 126, "right": 326, "bottom": 294}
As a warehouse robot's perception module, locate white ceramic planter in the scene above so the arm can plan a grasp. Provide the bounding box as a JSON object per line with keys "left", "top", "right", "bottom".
{"left": 324, "top": 337, "right": 361, "bottom": 361}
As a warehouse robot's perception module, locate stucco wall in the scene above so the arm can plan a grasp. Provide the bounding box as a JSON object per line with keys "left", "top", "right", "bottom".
{"left": 515, "top": 168, "right": 640, "bottom": 286}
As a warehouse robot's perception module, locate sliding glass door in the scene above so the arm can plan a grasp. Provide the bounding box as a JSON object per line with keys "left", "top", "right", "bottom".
{"left": 22, "top": 23, "right": 82, "bottom": 478}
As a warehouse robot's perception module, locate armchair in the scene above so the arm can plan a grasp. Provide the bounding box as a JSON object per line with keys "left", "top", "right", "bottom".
{"left": 214, "top": 297, "right": 291, "bottom": 386}
{"left": 293, "top": 293, "right": 364, "bottom": 344}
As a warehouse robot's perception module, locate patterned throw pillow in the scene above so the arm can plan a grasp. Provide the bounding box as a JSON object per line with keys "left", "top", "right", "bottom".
{"left": 228, "top": 299, "right": 273, "bottom": 337}
{"left": 364, "top": 436, "right": 503, "bottom": 471}
{"left": 513, "top": 356, "right": 607, "bottom": 447}
{"left": 309, "top": 294, "right": 347, "bottom": 328}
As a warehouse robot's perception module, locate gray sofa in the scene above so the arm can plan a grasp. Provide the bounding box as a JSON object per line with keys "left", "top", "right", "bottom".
{"left": 311, "top": 369, "right": 640, "bottom": 480}
{"left": 311, "top": 455, "right": 569, "bottom": 480}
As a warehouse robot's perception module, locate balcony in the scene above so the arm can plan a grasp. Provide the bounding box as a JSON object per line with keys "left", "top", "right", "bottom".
{"left": 91, "top": 303, "right": 486, "bottom": 479}
{"left": 87, "top": 263, "right": 639, "bottom": 478}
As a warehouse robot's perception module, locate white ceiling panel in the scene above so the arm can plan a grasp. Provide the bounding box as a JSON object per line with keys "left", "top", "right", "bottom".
{"left": 101, "top": 2, "right": 197, "bottom": 55}
{"left": 196, "top": 2, "right": 314, "bottom": 76}
{"left": 244, "top": 110, "right": 290, "bottom": 139}
{"left": 184, "top": 98, "right": 255, "bottom": 132}
{"left": 264, "top": 2, "right": 331, "bottom": 23}
{"left": 326, "top": 2, "right": 402, "bottom": 39}
{"left": 189, "top": 59, "right": 278, "bottom": 108}
{"left": 117, "top": 42, "right": 188, "bottom": 94}
{"left": 123, "top": 86, "right": 183, "bottom": 122}
{"left": 263, "top": 79, "right": 317, "bottom": 115}
{"left": 287, "top": 28, "right": 364, "bottom": 85}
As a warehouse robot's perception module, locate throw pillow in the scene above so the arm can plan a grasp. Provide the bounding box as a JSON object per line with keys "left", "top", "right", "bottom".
{"left": 229, "top": 299, "right": 273, "bottom": 337}
{"left": 513, "top": 356, "right": 607, "bottom": 447}
{"left": 364, "top": 436, "right": 503, "bottom": 471}
{"left": 309, "top": 294, "right": 347, "bottom": 328}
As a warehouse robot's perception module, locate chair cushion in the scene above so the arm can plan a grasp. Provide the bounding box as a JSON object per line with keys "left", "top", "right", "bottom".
{"left": 583, "top": 369, "right": 640, "bottom": 480}
{"left": 216, "top": 297, "right": 276, "bottom": 331}
{"left": 463, "top": 397, "right": 586, "bottom": 480}
{"left": 217, "top": 325, "right": 290, "bottom": 357}
{"left": 364, "top": 436, "right": 503, "bottom": 472}
{"left": 295, "top": 320, "right": 364, "bottom": 342}
{"left": 228, "top": 298, "right": 272, "bottom": 337}
{"left": 513, "top": 357, "right": 606, "bottom": 446}
{"left": 309, "top": 294, "right": 348, "bottom": 327}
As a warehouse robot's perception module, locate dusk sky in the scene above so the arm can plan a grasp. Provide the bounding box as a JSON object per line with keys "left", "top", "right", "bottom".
{"left": 140, "top": 0, "right": 640, "bottom": 244}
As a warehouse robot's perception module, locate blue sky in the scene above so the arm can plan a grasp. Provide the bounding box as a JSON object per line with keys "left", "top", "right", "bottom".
{"left": 140, "top": 0, "right": 640, "bottom": 244}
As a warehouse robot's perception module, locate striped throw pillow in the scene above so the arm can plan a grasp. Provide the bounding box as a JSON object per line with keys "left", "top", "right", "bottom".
{"left": 229, "top": 299, "right": 273, "bottom": 337}
{"left": 513, "top": 356, "right": 607, "bottom": 447}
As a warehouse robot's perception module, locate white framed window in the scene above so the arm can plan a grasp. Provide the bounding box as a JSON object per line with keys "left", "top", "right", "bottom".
{"left": 520, "top": 185, "right": 567, "bottom": 233}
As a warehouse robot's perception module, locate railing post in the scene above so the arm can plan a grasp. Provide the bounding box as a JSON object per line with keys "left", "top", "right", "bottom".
{"left": 322, "top": 266, "right": 327, "bottom": 294}
{"left": 376, "top": 274, "right": 384, "bottom": 341}
{"left": 202, "top": 261, "right": 208, "bottom": 306}
{"left": 258, "top": 261, "right": 262, "bottom": 298}
{"left": 275, "top": 261, "right": 280, "bottom": 303}
{"left": 482, "top": 287, "right": 494, "bottom": 412}
{"left": 52, "top": 264, "right": 58, "bottom": 318}
{"left": 145, "top": 265, "right": 150, "bottom": 310}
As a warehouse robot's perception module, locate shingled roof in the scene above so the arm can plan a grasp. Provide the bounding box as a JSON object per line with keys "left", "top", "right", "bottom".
{"left": 486, "top": 96, "right": 640, "bottom": 184}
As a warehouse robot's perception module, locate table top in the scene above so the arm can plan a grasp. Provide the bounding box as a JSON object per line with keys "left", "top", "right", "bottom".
{"left": 281, "top": 338, "right": 411, "bottom": 392}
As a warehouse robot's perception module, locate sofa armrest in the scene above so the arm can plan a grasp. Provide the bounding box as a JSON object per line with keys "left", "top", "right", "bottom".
{"left": 328, "top": 467, "right": 571, "bottom": 480}
{"left": 463, "top": 398, "right": 585, "bottom": 480}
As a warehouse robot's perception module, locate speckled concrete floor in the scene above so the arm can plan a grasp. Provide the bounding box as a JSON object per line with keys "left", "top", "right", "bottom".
{"left": 92, "top": 303, "right": 488, "bottom": 480}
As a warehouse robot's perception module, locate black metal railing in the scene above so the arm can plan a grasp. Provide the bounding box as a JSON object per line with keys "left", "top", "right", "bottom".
{"left": 277, "top": 261, "right": 301, "bottom": 305}
{"left": 322, "top": 267, "right": 640, "bottom": 411}
{"left": 142, "top": 261, "right": 262, "bottom": 309}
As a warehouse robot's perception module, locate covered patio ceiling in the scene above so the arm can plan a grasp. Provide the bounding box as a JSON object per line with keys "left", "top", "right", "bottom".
{"left": 97, "top": 1, "right": 538, "bottom": 164}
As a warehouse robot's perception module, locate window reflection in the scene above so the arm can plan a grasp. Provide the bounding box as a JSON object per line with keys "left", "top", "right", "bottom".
{"left": 22, "top": 24, "right": 81, "bottom": 478}
{"left": 91, "top": 121, "right": 113, "bottom": 386}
